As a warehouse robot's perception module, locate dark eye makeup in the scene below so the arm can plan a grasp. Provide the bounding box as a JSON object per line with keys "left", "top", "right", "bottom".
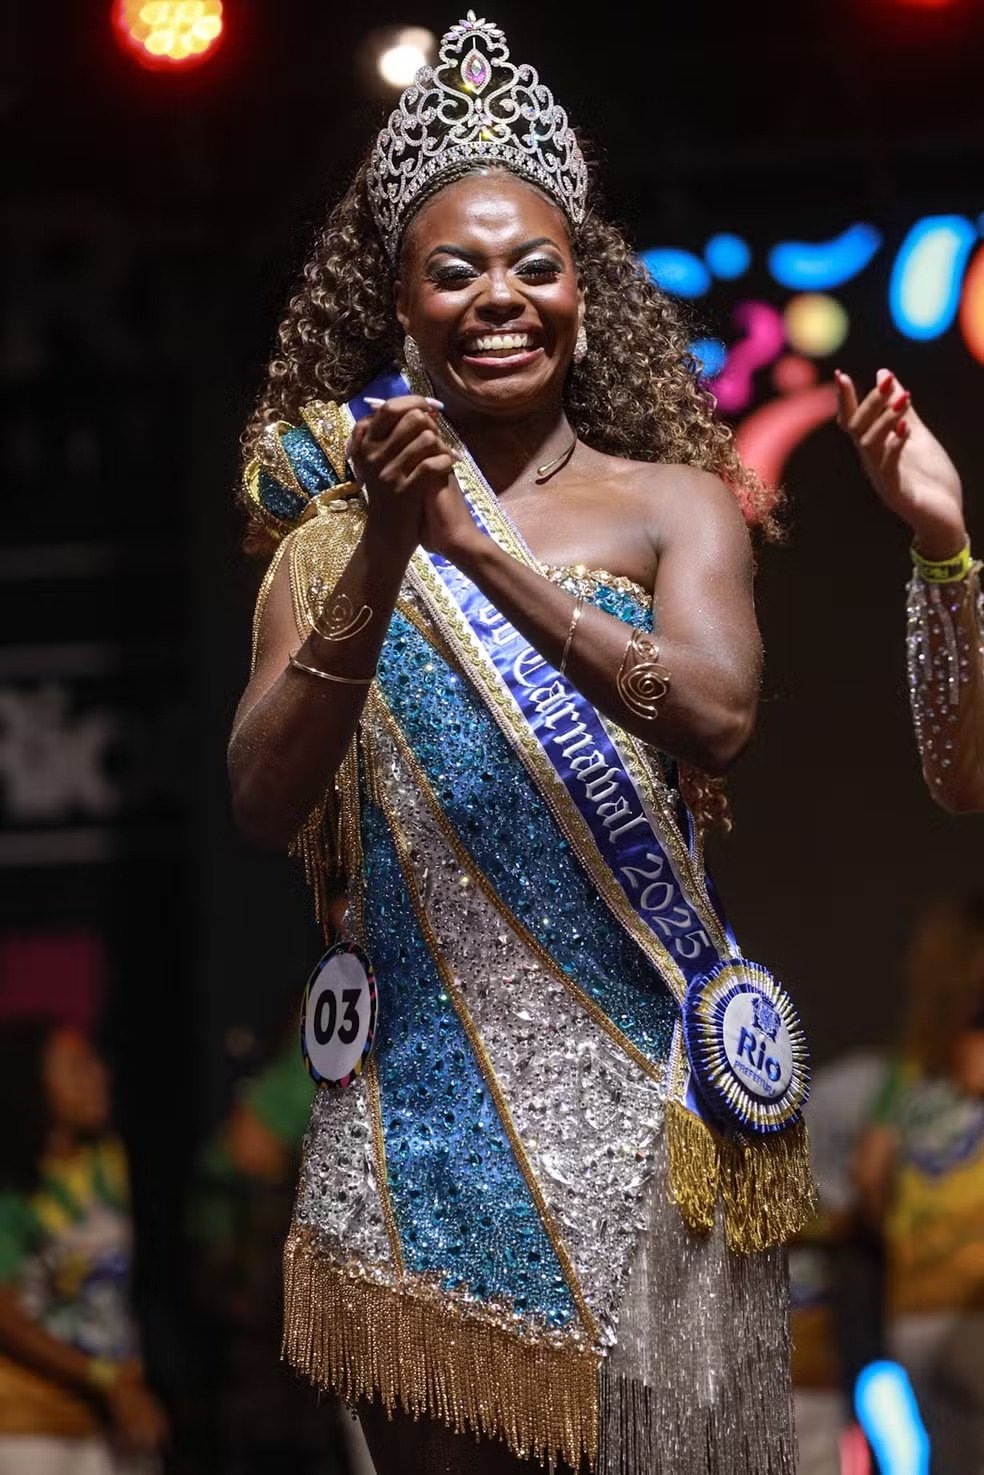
{"left": 427, "top": 255, "right": 563, "bottom": 287}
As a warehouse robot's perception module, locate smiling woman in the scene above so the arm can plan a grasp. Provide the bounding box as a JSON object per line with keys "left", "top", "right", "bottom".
{"left": 228, "top": 12, "right": 813, "bottom": 1475}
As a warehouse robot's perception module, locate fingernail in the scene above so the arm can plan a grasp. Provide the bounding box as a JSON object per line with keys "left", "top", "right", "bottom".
{"left": 878, "top": 373, "right": 894, "bottom": 396}
{"left": 897, "top": 418, "right": 908, "bottom": 436}
{"left": 364, "top": 396, "right": 386, "bottom": 409}
{"left": 425, "top": 397, "right": 445, "bottom": 410}
{"left": 892, "top": 391, "right": 910, "bottom": 411}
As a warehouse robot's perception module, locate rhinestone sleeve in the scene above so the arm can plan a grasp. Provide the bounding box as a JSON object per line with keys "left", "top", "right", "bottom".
{"left": 906, "top": 563, "right": 984, "bottom": 813}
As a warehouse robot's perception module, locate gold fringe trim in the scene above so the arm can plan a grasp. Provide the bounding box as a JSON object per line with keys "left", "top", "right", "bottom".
{"left": 667, "top": 1103, "right": 817, "bottom": 1252}
{"left": 666, "top": 1099, "right": 719, "bottom": 1234}
{"left": 283, "top": 1230, "right": 599, "bottom": 1469}
{"left": 720, "top": 1118, "right": 817, "bottom": 1254}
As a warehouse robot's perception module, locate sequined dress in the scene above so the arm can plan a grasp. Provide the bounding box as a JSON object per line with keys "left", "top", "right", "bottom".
{"left": 906, "top": 562, "right": 984, "bottom": 812}
{"left": 245, "top": 404, "right": 810, "bottom": 1475}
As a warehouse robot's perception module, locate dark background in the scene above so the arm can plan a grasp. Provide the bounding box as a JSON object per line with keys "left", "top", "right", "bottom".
{"left": 2, "top": 0, "right": 983, "bottom": 1436}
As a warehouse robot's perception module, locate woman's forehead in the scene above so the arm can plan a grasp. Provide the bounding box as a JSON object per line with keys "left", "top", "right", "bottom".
{"left": 404, "top": 172, "right": 569, "bottom": 255}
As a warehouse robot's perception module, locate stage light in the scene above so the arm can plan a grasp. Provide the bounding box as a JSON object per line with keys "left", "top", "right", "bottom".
{"left": 689, "top": 338, "right": 728, "bottom": 379}
{"left": 112, "top": 0, "right": 224, "bottom": 69}
{"left": 768, "top": 224, "right": 882, "bottom": 290}
{"left": 375, "top": 28, "right": 436, "bottom": 89}
{"left": 783, "top": 293, "right": 850, "bottom": 357}
{"left": 854, "top": 1361, "right": 929, "bottom": 1475}
{"left": 705, "top": 234, "right": 751, "bottom": 281}
{"left": 640, "top": 248, "right": 710, "bottom": 299}
{"left": 889, "top": 214, "right": 976, "bottom": 339}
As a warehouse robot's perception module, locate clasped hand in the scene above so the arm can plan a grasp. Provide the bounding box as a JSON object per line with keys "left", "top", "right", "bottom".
{"left": 347, "top": 394, "right": 479, "bottom": 559}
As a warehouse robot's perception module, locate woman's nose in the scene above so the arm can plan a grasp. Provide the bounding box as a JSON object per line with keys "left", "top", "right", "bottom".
{"left": 475, "top": 270, "right": 523, "bottom": 317}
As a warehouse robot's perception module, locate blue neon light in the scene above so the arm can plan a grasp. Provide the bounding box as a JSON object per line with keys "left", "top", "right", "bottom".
{"left": 689, "top": 338, "right": 728, "bottom": 378}
{"left": 640, "top": 248, "right": 711, "bottom": 299}
{"left": 768, "top": 224, "right": 882, "bottom": 289}
{"left": 854, "top": 1361, "right": 930, "bottom": 1475}
{"left": 889, "top": 215, "right": 977, "bottom": 340}
{"left": 705, "top": 234, "right": 751, "bottom": 280}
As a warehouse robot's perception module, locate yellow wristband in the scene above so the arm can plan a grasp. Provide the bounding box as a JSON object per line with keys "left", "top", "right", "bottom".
{"left": 911, "top": 541, "right": 972, "bottom": 584}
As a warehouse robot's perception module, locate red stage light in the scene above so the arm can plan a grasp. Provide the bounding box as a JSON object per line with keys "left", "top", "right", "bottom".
{"left": 112, "top": 0, "right": 224, "bottom": 70}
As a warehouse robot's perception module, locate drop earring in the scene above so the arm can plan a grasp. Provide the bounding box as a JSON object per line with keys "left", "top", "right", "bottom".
{"left": 403, "top": 334, "right": 435, "bottom": 395}
{"left": 573, "top": 324, "right": 588, "bottom": 365}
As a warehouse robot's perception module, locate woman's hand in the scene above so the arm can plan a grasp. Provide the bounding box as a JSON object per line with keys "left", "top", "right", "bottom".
{"left": 105, "top": 1362, "right": 170, "bottom": 1454}
{"left": 419, "top": 472, "right": 484, "bottom": 562}
{"left": 835, "top": 368, "right": 967, "bottom": 560}
{"left": 347, "top": 395, "right": 457, "bottom": 548}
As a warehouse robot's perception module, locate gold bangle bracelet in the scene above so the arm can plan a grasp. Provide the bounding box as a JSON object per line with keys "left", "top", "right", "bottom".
{"left": 615, "top": 631, "right": 671, "bottom": 719}
{"left": 288, "top": 652, "right": 375, "bottom": 686}
{"left": 559, "top": 594, "right": 584, "bottom": 677}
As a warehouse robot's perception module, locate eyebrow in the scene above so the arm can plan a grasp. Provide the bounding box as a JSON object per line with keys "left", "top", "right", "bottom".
{"left": 425, "top": 236, "right": 562, "bottom": 264}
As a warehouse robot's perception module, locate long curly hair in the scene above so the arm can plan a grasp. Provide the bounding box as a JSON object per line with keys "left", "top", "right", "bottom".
{"left": 244, "top": 156, "right": 779, "bottom": 540}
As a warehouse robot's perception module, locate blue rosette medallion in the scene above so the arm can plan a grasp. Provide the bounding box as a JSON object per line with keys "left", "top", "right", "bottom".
{"left": 300, "top": 941, "right": 378, "bottom": 1088}
{"left": 683, "top": 958, "right": 810, "bottom": 1135}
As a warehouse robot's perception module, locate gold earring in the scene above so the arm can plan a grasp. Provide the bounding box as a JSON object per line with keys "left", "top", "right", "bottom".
{"left": 403, "top": 334, "right": 434, "bottom": 395}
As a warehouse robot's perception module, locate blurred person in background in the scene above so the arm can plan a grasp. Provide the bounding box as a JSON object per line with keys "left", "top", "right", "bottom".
{"left": 0, "top": 1016, "right": 167, "bottom": 1475}
{"left": 836, "top": 368, "right": 984, "bottom": 813}
{"left": 186, "top": 1017, "right": 365, "bottom": 1475}
{"left": 855, "top": 892, "right": 984, "bottom": 1473}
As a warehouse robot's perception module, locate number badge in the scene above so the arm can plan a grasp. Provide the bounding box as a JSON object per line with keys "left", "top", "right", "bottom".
{"left": 300, "top": 941, "right": 378, "bottom": 1088}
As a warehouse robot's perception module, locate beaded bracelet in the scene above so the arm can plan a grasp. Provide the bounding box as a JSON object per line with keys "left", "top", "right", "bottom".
{"left": 911, "top": 541, "right": 972, "bottom": 584}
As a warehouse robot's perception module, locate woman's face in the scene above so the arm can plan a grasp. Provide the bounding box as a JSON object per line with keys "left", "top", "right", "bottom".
{"left": 395, "top": 171, "right": 583, "bottom": 420}
{"left": 44, "top": 1029, "right": 111, "bottom": 1138}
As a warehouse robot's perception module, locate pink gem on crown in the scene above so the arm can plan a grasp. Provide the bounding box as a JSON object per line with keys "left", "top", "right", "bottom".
{"left": 367, "top": 12, "right": 588, "bottom": 258}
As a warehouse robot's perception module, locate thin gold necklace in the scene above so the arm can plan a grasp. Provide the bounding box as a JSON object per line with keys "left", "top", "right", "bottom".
{"left": 534, "top": 434, "right": 578, "bottom": 483}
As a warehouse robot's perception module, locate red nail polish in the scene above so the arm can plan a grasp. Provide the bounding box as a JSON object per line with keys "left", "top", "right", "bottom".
{"left": 897, "top": 418, "right": 908, "bottom": 436}
{"left": 878, "top": 375, "right": 895, "bottom": 396}
{"left": 892, "top": 392, "right": 910, "bottom": 412}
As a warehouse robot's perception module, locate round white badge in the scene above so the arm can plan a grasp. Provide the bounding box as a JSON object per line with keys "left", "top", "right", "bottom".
{"left": 300, "top": 942, "right": 377, "bottom": 1088}
{"left": 721, "top": 990, "right": 795, "bottom": 1101}
{"left": 683, "top": 958, "right": 810, "bottom": 1135}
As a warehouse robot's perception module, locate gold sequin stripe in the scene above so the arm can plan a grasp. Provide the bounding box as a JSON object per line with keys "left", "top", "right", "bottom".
{"left": 404, "top": 549, "right": 691, "bottom": 1006}
{"left": 374, "top": 769, "right": 603, "bottom": 1348}
{"left": 364, "top": 1055, "right": 405, "bottom": 1275}
{"left": 368, "top": 690, "right": 666, "bottom": 1091}
{"left": 283, "top": 1227, "right": 599, "bottom": 1467}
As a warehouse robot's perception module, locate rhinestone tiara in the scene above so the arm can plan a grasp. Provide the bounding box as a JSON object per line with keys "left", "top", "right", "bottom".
{"left": 367, "top": 12, "right": 588, "bottom": 259}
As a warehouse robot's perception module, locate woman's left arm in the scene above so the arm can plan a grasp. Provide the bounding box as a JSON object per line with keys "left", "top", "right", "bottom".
{"left": 428, "top": 468, "right": 761, "bottom": 775}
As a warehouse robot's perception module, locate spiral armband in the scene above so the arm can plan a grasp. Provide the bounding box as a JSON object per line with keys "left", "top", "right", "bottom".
{"left": 616, "top": 631, "right": 671, "bottom": 720}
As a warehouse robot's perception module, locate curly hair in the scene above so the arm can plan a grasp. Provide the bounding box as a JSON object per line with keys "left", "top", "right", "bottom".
{"left": 244, "top": 156, "right": 779, "bottom": 540}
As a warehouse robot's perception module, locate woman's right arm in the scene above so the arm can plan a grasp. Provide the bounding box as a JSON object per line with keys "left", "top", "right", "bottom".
{"left": 228, "top": 395, "right": 454, "bottom": 850}
{"left": 836, "top": 368, "right": 984, "bottom": 813}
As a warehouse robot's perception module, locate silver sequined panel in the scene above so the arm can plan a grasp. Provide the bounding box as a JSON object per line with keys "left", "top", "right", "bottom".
{"left": 374, "top": 718, "right": 667, "bottom": 1344}
{"left": 293, "top": 1075, "right": 393, "bottom": 1268}
{"left": 601, "top": 1134, "right": 795, "bottom": 1475}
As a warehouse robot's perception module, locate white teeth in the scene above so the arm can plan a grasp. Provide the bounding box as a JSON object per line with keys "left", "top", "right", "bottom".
{"left": 466, "top": 332, "right": 534, "bottom": 352}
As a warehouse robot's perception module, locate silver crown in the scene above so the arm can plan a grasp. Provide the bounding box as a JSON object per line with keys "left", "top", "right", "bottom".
{"left": 368, "top": 12, "right": 588, "bottom": 258}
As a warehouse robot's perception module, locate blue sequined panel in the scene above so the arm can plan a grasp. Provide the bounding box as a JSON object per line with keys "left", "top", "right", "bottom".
{"left": 257, "top": 468, "right": 308, "bottom": 523}
{"left": 375, "top": 602, "right": 677, "bottom": 1068}
{"left": 280, "top": 425, "right": 340, "bottom": 495}
{"left": 550, "top": 576, "right": 653, "bottom": 633}
{"left": 361, "top": 799, "right": 579, "bottom": 1328}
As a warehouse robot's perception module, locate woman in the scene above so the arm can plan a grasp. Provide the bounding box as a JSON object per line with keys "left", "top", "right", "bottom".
{"left": 835, "top": 368, "right": 984, "bottom": 812}
{"left": 0, "top": 1018, "right": 167, "bottom": 1475}
{"left": 229, "top": 14, "right": 813, "bottom": 1473}
{"left": 854, "top": 894, "right": 984, "bottom": 1473}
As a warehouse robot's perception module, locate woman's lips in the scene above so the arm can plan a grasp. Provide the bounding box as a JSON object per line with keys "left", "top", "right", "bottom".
{"left": 458, "top": 334, "right": 545, "bottom": 373}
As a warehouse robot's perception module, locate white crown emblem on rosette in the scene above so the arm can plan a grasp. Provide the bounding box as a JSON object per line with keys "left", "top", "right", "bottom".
{"left": 367, "top": 11, "right": 588, "bottom": 258}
